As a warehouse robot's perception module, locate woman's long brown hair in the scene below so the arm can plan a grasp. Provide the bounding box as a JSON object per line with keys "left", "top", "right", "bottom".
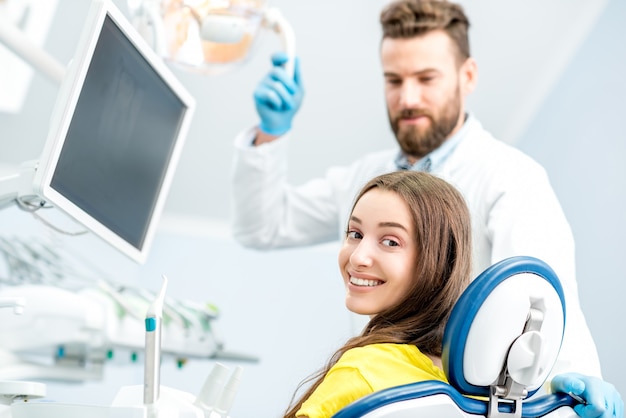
{"left": 283, "top": 171, "right": 473, "bottom": 418}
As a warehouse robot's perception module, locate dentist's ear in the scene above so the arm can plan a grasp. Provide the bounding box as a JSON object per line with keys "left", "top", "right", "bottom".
{"left": 460, "top": 57, "right": 478, "bottom": 96}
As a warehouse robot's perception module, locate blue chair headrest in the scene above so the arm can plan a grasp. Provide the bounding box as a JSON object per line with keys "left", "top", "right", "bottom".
{"left": 442, "top": 256, "right": 566, "bottom": 399}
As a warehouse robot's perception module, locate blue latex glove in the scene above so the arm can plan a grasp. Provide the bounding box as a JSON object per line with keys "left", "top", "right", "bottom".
{"left": 253, "top": 52, "right": 303, "bottom": 136}
{"left": 551, "top": 373, "right": 624, "bottom": 418}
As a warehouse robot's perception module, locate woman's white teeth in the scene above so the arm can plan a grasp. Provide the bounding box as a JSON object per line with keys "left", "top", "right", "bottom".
{"left": 350, "top": 277, "right": 381, "bottom": 287}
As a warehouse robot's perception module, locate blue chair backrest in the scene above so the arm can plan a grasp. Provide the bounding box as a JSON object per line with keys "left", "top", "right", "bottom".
{"left": 333, "top": 256, "right": 579, "bottom": 418}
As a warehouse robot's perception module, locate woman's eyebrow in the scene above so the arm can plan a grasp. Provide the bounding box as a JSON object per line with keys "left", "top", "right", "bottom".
{"left": 378, "top": 222, "right": 408, "bottom": 231}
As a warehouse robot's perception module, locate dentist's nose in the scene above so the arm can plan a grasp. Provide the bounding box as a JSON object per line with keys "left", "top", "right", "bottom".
{"left": 399, "top": 80, "right": 423, "bottom": 109}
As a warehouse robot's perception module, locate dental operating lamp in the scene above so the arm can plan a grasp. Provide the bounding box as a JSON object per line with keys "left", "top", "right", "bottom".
{"left": 0, "top": 1, "right": 295, "bottom": 81}
{"left": 127, "top": 0, "right": 296, "bottom": 76}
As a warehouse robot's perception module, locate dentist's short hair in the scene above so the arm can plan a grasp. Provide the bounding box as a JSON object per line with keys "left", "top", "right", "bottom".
{"left": 380, "top": 0, "right": 471, "bottom": 64}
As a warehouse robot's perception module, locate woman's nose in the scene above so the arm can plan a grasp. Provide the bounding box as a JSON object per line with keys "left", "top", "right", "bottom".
{"left": 350, "top": 239, "right": 374, "bottom": 267}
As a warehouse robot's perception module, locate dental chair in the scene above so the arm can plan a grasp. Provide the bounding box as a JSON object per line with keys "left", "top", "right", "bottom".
{"left": 333, "top": 256, "right": 580, "bottom": 418}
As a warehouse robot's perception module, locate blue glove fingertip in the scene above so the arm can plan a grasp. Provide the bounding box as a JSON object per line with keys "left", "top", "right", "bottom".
{"left": 271, "top": 52, "right": 289, "bottom": 66}
{"left": 570, "top": 378, "right": 586, "bottom": 395}
{"left": 293, "top": 56, "right": 302, "bottom": 87}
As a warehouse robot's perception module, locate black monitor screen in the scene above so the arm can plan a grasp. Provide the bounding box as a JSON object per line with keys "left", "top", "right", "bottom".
{"left": 50, "top": 14, "right": 188, "bottom": 250}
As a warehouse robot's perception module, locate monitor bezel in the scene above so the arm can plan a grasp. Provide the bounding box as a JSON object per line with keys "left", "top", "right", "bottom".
{"left": 31, "top": 0, "right": 195, "bottom": 264}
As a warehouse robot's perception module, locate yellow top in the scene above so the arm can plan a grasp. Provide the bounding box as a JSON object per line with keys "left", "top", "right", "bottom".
{"left": 296, "top": 343, "right": 448, "bottom": 418}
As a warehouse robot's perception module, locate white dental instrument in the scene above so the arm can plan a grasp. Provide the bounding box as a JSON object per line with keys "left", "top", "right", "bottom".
{"left": 143, "top": 274, "right": 168, "bottom": 406}
{"left": 194, "top": 362, "right": 230, "bottom": 411}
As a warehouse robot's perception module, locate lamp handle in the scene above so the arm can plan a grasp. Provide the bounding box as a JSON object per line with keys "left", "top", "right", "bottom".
{"left": 263, "top": 7, "right": 296, "bottom": 79}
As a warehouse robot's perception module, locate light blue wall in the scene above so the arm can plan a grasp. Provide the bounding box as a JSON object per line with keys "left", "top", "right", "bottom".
{"left": 0, "top": 206, "right": 351, "bottom": 418}
{"left": 516, "top": 0, "right": 626, "bottom": 397}
{"left": 0, "top": 0, "right": 624, "bottom": 415}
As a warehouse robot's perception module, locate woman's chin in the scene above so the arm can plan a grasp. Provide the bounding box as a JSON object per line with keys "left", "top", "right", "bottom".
{"left": 345, "top": 300, "right": 376, "bottom": 317}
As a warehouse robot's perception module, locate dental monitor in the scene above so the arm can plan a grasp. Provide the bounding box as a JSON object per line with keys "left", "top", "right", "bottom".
{"left": 29, "top": 0, "right": 195, "bottom": 263}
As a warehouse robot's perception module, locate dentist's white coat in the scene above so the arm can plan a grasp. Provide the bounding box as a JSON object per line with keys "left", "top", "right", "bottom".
{"left": 231, "top": 116, "right": 602, "bottom": 379}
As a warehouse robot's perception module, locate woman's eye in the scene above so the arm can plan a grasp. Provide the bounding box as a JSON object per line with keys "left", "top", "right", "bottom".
{"left": 347, "top": 231, "right": 363, "bottom": 239}
{"left": 382, "top": 238, "right": 399, "bottom": 247}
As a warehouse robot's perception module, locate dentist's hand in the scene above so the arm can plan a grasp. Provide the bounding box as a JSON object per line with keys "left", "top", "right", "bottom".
{"left": 253, "top": 52, "right": 303, "bottom": 137}
{"left": 551, "top": 373, "right": 624, "bottom": 418}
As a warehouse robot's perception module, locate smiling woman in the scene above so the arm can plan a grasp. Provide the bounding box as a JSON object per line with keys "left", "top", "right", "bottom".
{"left": 283, "top": 170, "right": 473, "bottom": 418}
{"left": 340, "top": 188, "right": 422, "bottom": 316}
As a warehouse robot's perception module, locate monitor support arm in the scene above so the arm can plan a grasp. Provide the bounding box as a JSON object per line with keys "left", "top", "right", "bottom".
{"left": 0, "top": 162, "right": 40, "bottom": 210}
{"left": 0, "top": 14, "right": 65, "bottom": 85}
{"left": 0, "top": 17, "right": 60, "bottom": 210}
